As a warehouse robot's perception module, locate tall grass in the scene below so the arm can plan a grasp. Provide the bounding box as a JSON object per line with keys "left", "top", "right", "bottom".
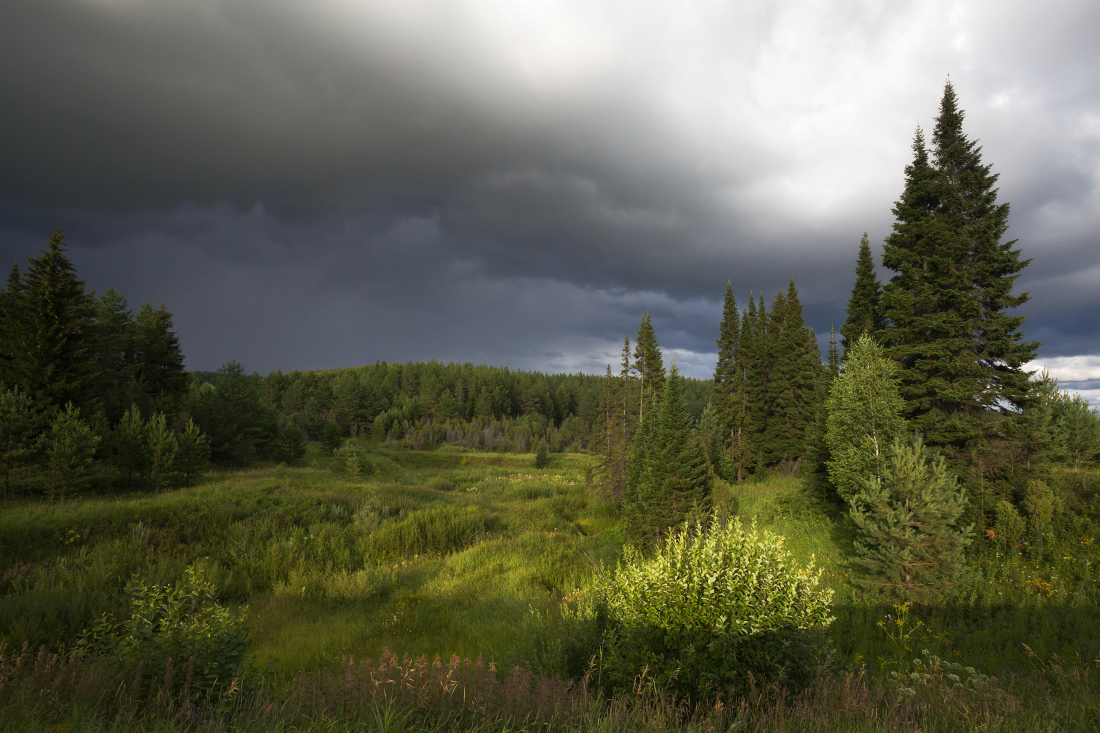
{"left": 2, "top": 448, "right": 1099, "bottom": 729}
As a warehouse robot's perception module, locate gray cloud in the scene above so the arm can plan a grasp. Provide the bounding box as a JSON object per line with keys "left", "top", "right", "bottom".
{"left": 2, "top": 0, "right": 1098, "bottom": 390}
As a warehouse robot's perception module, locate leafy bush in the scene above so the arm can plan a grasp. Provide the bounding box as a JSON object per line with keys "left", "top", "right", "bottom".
{"left": 79, "top": 566, "right": 250, "bottom": 700}
{"left": 590, "top": 515, "right": 835, "bottom": 701}
{"left": 534, "top": 439, "right": 550, "bottom": 469}
{"left": 333, "top": 442, "right": 375, "bottom": 479}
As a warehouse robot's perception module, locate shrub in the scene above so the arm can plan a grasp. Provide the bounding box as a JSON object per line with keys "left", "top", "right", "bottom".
{"left": 78, "top": 566, "right": 250, "bottom": 700}
{"left": 534, "top": 438, "right": 550, "bottom": 469}
{"left": 333, "top": 442, "right": 374, "bottom": 479}
{"left": 590, "top": 514, "right": 834, "bottom": 702}
{"left": 993, "top": 500, "right": 1026, "bottom": 551}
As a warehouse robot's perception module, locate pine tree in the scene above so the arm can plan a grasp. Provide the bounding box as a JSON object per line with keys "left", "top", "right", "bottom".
{"left": 93, "top": 289, "right": 136, "bottom": 425}
{"left": 762, "top": 280, "right": 818, "bottom": 469}
{"left": 113, "top": 405, "right": 149, "bottom": 490}
{"left": 175, "top": 417, "right": 211, "bottom": 488}
{"left": 740, "top": 293, "right": 764, "bottom": 476}
{"left": 0, "top": 387, "right": 37, "bottom": 502}
{"left": 626, "top": 364, "right": 709, "bottom": 544}
{"left": 4, "top": 230, "right": 100, "bottom": 418}
{"left": 840, "top": 233, "right": 882, "bottom": 357}
{"left": 42, "top": 402, "right": 100, "bottom": 499}
{"left": 0, "top": 263, "right": 23, "bottom": 388}
{"left": 849, "top": 435, "right": 972, "bottom": 602}
{"left": 881, "top": 83, "right": 1038, "bottom": 466}
{"left": 130, "top": 302, "right": 188, "bottom": 417}
{"left": 824, "top": 335, "right": 908, "bottom": 503}
{"left": 633, "top": 313, "right": 665, "bottom": 425}
{"left": 826, "top": 326, "right": 840, "bottom": 379}
{"left": 713, "top": 282, "right": 746, "bottom": 481}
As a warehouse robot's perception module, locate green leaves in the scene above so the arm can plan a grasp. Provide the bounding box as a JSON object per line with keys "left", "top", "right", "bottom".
{"left": 592, "top": 514, "right": 835, "bottom": 700}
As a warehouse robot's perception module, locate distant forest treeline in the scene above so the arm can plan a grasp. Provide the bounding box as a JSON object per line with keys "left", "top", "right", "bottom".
{"left": 196, "top": 358, "right": 714, "bottom": 456}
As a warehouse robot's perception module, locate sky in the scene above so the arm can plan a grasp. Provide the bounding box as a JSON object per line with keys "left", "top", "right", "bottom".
{"left": 2, "top": 0, "right": 1099, "bottom": 405}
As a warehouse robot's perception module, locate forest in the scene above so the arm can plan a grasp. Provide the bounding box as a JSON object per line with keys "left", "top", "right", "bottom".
{"left": 1, "top": 82, "right": 1099, "bottom": 731}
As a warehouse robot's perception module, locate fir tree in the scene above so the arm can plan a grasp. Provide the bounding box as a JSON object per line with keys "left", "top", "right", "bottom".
{"left": 713, "top": 282, "right": 746, "bottom": 481}
{"left": 740, "top": 293, "right": 765, "bottom": 476}
{"left": 881, "top": 83, "right": 1038, "bottom": 466}
{"left": 849, "top": 434, "right": 972, "bottom": 602}
{"left": 762, "top": 280, "right": 818, "bottom": 469}
{"left": 840, "top": 232, "right": 882, "bottom": 356}
{"left": 626, "top": 364, "right": 709, "bottom": 544}
{"left": 4, "top": 230, "right": 100, "bottom": 417}
{"left": 826, "top": 326, "right": 840, "bottom": 379}
{"left": 175, "top": 417, "right": 211, "bottom": 488}
{"left": 0, "top": 387, "right": 36, "bottom": 502}
{"left": 633, "top": 313, "right": 664, "bottom": 425}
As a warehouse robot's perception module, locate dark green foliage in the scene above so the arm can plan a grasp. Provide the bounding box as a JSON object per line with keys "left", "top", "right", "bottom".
{"left": 112, "top": 405, "right": 148, "bottom": 490}
{"left": 591, "top": 515, "right": 835, "bottom": 702}
{"left": 533, "top": 437, "right": 550, "bottom": 469}
{"left": 633, "top": 313, "right": 665, "bottom": 425}
{"left": 840, "top": 232, "right": 882, "bottom": 357}
{"left": 174, "top": 417, "right": 210, "bottom": 487}
{"left": 192, "top": 361, "right": 277, "bottom": 465}
{"left": 826, "top": 326, "right": 840, "bottom": 379}
{"left": 41, "top": 402, "right": 100, "bottom": 498}
{"left": 146, "top": 412, "right": 179, "bottom": 491}
{"left": 761, "top": 280, "right": 821, "bottom": 468}
{"left": 713, "top": 282, "right": 751, "bottom": 482}
{"left": 0, "top": 230, "right": 99, "bottom": 418}
{"left": 273, "top": 419, "right": 307, "bottom": 465}
{"left": 321, "top": 420, "right": 344, "bottom": 455}
{"left": 849, "top": 435, "right": 973, "bottom": 602}
{"left": 625, "top": 365, "right": 710, "bottom": 544}
{"left": 0, "top": 386, "right": 36, "bottom": 502}
{"left": 78, "top": 566, "right": 250, "bottom": 701}
{"left": 92, "top": 288, "right": 136, "bottom": 424}
{"left": 880, "top": 84, "right": 1038, "bottom": 468}
{"left": 129, "top": 302, "right": 188, "bottom": 418}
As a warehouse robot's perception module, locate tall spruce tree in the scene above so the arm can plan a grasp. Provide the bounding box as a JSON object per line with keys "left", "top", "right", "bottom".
{"left": 713, "top": 282, "right": 748, "bottom": 482}
{"left": 762, "top": 280, "right": 818, "bottom": 469}
{"left": 3, "top": 230, "right": 100, "bottom": 418}
{"left": 840, "top": 232, "right": 882, "bottom": 357}
{"left": 626, "top": 364, "right": 709, "bottom": 545}
{"left": 741, "top": 293, "right": 766, "bottom": 475}
{"left": 880, "top": 83, "right": 1038, "bottom": 466}
{"left": 633, "top": 313, "right": 665, "bottom": 425}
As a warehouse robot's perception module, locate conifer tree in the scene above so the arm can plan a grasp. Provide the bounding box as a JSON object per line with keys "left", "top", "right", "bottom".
{"left": 880, "top": 83, "right": 1038, "bottom": 465}
{"left": 93, "top": 289, "right": 136, "bottom": 425}
{"left": 713, "top": 282, "right": 747, "bottom": 481}
{"left": 175, "top": 417, "right": 211, "bottom": 488}
{"left": 42, "top": 402, "right": 100, "bottom": 498}
{"left": 762, "top": 281, "right": 818, "bottom": 469}
{"left": 626, "top": 364, "right": 709, "bottom": 544}
{"left": 840, "top": 233, "right": 882, "bottom": 356}
{"left": 740, "top": 293, "right": 765, "bottom": 475}
{"left": 849, "top": 435, "right": 972, "bottom": 602}
{"left": 633, "top": 313, "right": 664, "bottom": 425}
{"left": 0, "top": 387, "right": 36, "bottom": 502}
{"left": 826, "top": 326, "right": 840, "bottom": 379}
{"left": 4, "top": 230, "right": 100, "bottom": 417}
{"left": 0, "top": 263, "right": 23, "bottom": 388}
{"left": 113, "top": 405, "right": 149, "bottom": 490}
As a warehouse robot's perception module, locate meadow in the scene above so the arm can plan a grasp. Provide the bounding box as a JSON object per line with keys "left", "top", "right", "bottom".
{"left": 2, "top": 444, "right": 1099, "bottom": 731}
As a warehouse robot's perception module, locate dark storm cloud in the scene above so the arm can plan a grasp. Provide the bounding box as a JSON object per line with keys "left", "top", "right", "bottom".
{"left": 2, "top": 1, "right": 1098, "bottom": 391}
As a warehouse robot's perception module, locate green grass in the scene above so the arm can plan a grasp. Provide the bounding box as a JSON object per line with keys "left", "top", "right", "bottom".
{"left": 3, "top": 447, "right": 1099, "bottom": 730}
